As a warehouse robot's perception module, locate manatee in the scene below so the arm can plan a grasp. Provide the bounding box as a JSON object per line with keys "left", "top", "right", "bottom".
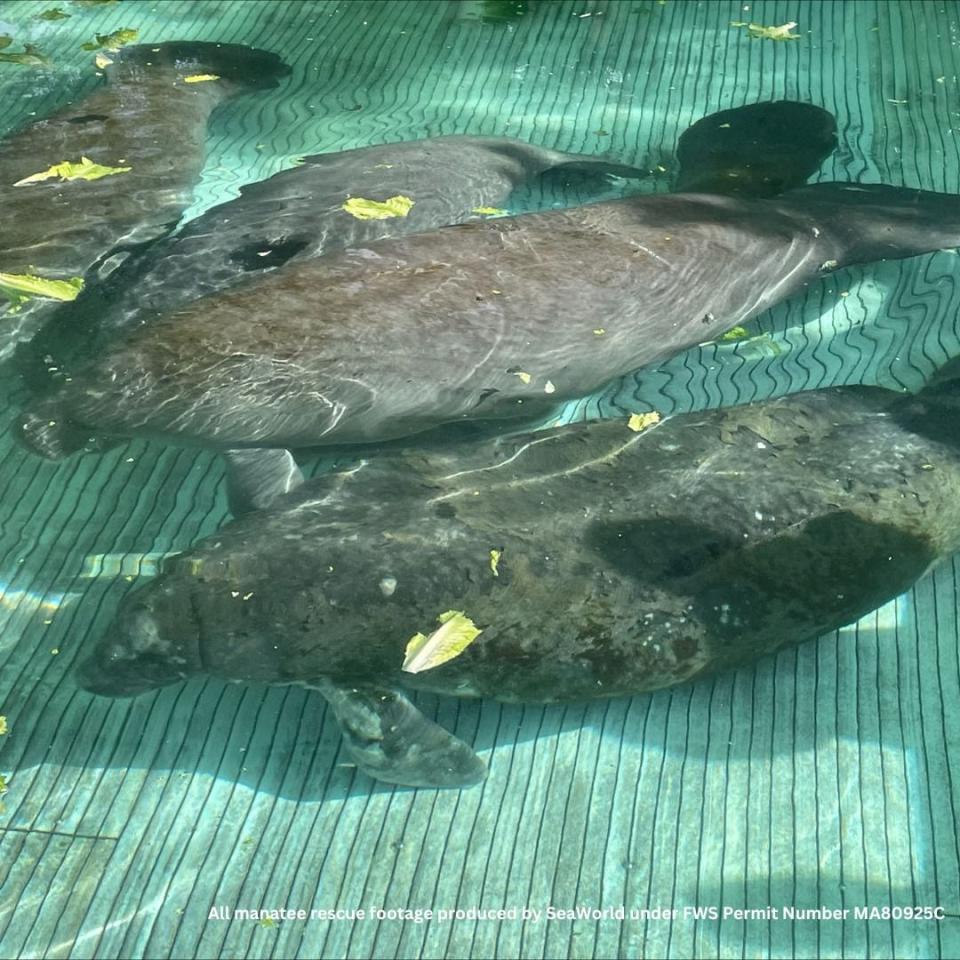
{"left": 75, "top": 374, "right": 960, "bottom": 787}
{"left": 0, "top": 41, "right": 290, "bottom": 359}
{"left": 22, "top": 100, "right": 836, "bottom": 387}
{"left": 18, "top": 134, "right": 648, "bottom": 386}
{"left": 15, "top": 100, "right": 838, "bottom": 511}
{"left": 18, "top": 179, "right": 960, "bottom": 504}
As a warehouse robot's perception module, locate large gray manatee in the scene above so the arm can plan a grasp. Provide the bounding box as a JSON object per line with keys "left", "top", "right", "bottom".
{"left": 18, "top": 179, "right": 960, "bottom": 508}
{"left": 19, "top": 134, "right": 650, "bottom": 385}
{"left": 77, "top": 374, "right": 960, "bottom": 788}
{"left": 0, "top": 41, "right": 291, "bottom": 358}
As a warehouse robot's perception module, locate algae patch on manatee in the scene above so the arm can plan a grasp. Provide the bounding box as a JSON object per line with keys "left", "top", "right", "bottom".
{"left": 402, "top": 611, "right": 482, "bottom": 673}
{"left": 342, "top": 195, "right": 415, "bottom": 220}
{"left": 14, "top": 156, "right": 131, "bottom": 186}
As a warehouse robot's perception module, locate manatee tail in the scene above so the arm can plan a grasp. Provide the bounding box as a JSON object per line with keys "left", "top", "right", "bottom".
{"left": 782, "top": 182, "right": 960, "bottom": 266}
{"left": 676, "top": 101, "right": 838, "bottom": 197}
{"left": 114, "top": 41, "right": 291, "bottom": 89}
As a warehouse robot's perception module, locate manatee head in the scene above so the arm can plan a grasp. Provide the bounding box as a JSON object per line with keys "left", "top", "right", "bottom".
{"left": 76, "top": 580, "right": 202, "bottom": 698}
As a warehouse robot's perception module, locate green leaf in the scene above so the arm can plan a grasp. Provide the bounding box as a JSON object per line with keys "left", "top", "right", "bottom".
{"left": 342, "top": 194, "right": 415, "bottom": 220}
{"left": 0, "top": 41, "right": 51, "bottom": 66}
{"left": 627, "top": 411, "right": 661, "bottom": 433}
{"left": 472, "top": 206, "right": 508, "bottom": 216}
{"left": 402, "top": 611, "right": 482, "bottom": 673}
{"left": 37, "top": 8, "right": 71, "bottom": 19}
{"left": 81, "top": 27, "right": 138, "bottom": 51}
{"left": 14, "top": 156, "right": 131, "bottom": 185}
{"left": 0, "top": 273, "right": 84, "bottom": 304}
{"left": 720, "top": 325, "right": 749, "bottom": 341}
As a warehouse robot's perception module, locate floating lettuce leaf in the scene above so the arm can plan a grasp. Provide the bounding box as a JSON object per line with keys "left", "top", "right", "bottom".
{"left": 512, "top": 370, "right": 532, "bottom": 384}
{"left": 342, "top": 195, "right": 414, "bottom": 220}
{"left": 402, "top": 610, "right": 482, "bottom": 674}
{"left": 489, "top": 549, "right": 501, "bottom": 577}
{"left": 720, "top": 325, "right": 749, "bottom": 341}
{"left": 627, "top": 411, "right": 662, "bottom": 433}
{"left": 81, "top": 27, "right": 138, "bottom": 51}
{"left": 472, "top": 206, "right": 507, "bottom": 216}
{"left": 0, "top": 716, "right": 6, "bottom": 735}
{"left": 183, "top": 73, "right": 220, "bottom": 83}
{"left": 0, "top": 273, "right": 84, "bottom": 308}
{"left": 0, "top": 38, "right": 51, "bottom": 66}
{"left": 731, "top": 20, "right": 800, "bottom": 40}
{"left": 0, "top": 774, "right": 6, "bottom": 794}
{"left": 94, "top": 52, "right": 112, "bottom": 68}
{"left": 37, "top": 8, "right": 71, "bottom": 19}
{"left": 14, "top": 156, "right": 131, "bottom": 185}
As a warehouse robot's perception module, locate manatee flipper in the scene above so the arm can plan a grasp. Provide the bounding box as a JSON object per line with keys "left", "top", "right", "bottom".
{"left": 676, "top": 101, "right": 838, "bottom": 197}
{"left": 314, "top": 680, "right": 487, "bottom": 788}
{"left": 223, "top": 448, "right": 304, "bottom": 515}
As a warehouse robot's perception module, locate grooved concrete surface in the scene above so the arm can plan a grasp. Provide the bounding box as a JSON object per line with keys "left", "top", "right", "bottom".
{"left": 0, "top": 1, "right": 959, "bottom": 958}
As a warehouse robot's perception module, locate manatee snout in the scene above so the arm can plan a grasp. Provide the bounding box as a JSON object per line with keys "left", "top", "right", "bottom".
{"left": 76, "top": 589, "right": 200, "bottom": 698}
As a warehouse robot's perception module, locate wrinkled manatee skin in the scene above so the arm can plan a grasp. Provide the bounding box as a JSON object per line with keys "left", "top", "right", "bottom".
{"left": 78, "top": 381, "right": 960, "bottom": 705}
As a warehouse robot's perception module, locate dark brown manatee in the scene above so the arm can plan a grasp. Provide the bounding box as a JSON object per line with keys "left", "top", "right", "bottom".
{"left": 19, "top": 135, "right": 648, "bottom": 387}
{"left": 21, "top": 101, "right": 835, "bottom": 383}
{"left": 76, "top": 375, "right": 960, "bottom": 788}
{"left": 15, "top": 101, "right": 838, "bottom": 512}
{"left": 0, "top": 41, "right": 290, "bottom": 358}
{"left": 22, "top": 100, "right": 837, "bottom": 383}
{"left": 18, "top": 180, "right": 960, "bottom": 505}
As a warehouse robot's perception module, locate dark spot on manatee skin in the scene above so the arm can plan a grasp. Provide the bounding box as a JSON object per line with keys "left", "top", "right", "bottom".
{"left": 585, "top": 516, "right": 740, "bottom": 585}
{"left": 434, "top": 502, "right": 457, "bottom": 519}
{"left": 229, "top": 236, "right": 311, "bottom": 271}
{"left": 672, "top": 635, "right": 699, "bottom": 662}
{"left": 472, "top": 388, "right": 500, "bottom": 409}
